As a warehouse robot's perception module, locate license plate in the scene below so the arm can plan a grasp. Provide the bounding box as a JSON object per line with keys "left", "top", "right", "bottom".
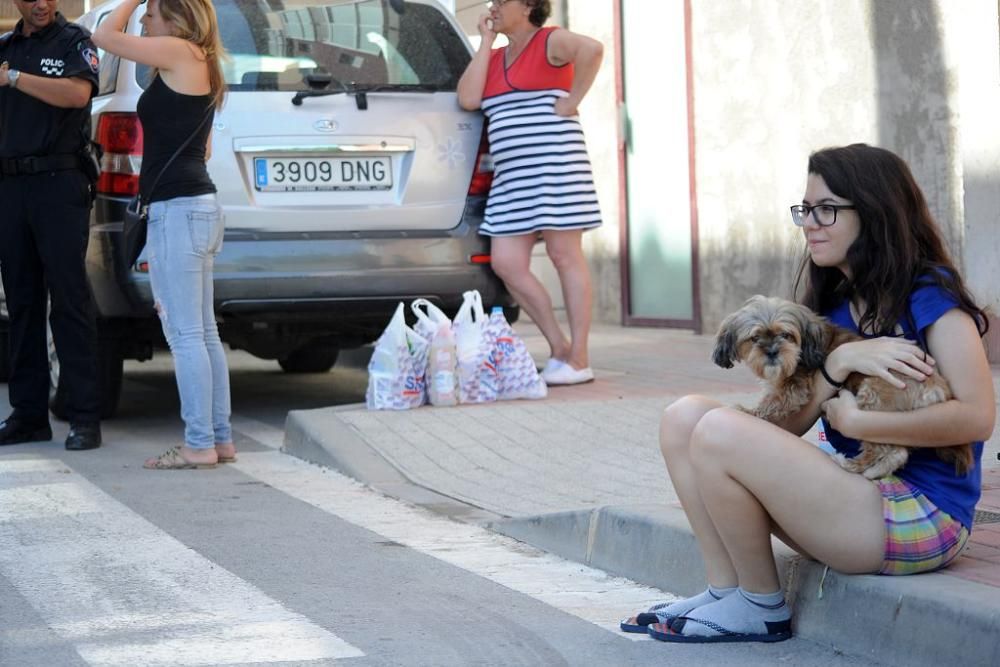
{"left": 253, "top": 156, "right": 392, "bottom": 192}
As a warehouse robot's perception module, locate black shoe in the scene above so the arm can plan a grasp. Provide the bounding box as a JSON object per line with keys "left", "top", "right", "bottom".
{"left": 65, "top": 422, "right": 102, "bottom": 451}
{"left": 0, "top": 415, "right": 53, "bottom": 446}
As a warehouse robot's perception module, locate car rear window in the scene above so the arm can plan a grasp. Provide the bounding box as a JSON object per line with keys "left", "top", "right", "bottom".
{"left": 136, "top": 0, "right": 470, "bottom": 92}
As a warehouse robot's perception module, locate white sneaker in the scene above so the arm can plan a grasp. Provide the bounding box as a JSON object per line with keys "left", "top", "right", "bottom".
{"left": 542, "top": 362, "right": 594, "bottom": 386}
{"left": 541, "top": 358, "right": 565, "bottom": 376}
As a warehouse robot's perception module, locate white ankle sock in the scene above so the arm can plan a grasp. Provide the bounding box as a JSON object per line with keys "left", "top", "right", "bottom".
{"left": 673, "top": 588, "right": 790, "bottom": 637}
{"left": 646, "top": 585, "right": 736, "bottom": 623}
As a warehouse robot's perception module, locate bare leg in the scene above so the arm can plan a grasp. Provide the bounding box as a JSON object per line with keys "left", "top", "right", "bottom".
{"left": 490, "top": 234, "right": 570, "bottom": 360}
{"left": 660, "top": 396, "right": 739, "bottom": 587}
{"left": 542, "top": 229, "right": 592, "bottom": 370}
{"left": 689, "top": 407, "right": 885, "bottom": 592}
{"left": 621, "top": 396, "right": 737, "bottom": 629}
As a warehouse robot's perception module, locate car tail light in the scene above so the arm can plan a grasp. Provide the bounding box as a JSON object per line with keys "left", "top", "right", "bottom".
{"left": 96, "top": 112, "right": 143, "bottom": 196}
{"left": 467, "top": 130, "right": 494, "bottom": 196}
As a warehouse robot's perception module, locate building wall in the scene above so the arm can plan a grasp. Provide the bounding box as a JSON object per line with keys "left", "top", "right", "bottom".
{"left": 560, "top": 0, "right": 1000, "bottom": 339}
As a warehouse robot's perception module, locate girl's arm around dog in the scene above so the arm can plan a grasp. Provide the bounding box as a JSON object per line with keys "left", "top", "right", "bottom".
{"left": 823, "top": 310, "right": 995, "bottom": 447}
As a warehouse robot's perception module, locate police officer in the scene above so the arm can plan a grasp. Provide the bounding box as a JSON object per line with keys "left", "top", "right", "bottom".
{"left": 0, "top": 0, "right": 102, "bottom": 450}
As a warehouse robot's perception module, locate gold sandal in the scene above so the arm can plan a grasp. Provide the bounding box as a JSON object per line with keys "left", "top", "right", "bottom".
{"left": 143, "top": 446, "right": 217, "bottom": 470}
{"left": 215, "top": 444, "right": 237, "bottom": 463}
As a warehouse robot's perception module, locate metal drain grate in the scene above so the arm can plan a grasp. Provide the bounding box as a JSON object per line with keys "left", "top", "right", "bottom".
{"left": 973, "top": 509, "right": 1000, "bottom": 525}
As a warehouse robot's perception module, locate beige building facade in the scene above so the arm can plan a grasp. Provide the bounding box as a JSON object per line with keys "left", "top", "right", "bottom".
{"left": 464, "top": 0, "right": 1000, "bottom": 358}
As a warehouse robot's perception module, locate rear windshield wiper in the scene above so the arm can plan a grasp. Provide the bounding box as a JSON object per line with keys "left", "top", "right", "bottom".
{"left": 350, "top": 83, "right": 444, "bottom": 94}
{"left": 292, "top": 80, "right": 445, "bottom": 109}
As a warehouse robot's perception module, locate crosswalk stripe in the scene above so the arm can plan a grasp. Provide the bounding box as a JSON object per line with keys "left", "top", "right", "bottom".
{"left": 233, "top": 451, "right": 676, "bottom": 638}
{"left": 0, "top": 457, "right": 364, "bottom": 666}
{"left": 231, "top": 414, "right": 286, "bottom": 449}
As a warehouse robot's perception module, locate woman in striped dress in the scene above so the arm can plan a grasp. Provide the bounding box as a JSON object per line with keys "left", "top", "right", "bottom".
{"left": 458, "top": 0, "right": 604, "bottom": 386}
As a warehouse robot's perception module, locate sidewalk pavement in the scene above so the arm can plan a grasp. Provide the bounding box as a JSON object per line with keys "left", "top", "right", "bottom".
{"left": 284, "top": 320, "right": 1000, "bottom": 667}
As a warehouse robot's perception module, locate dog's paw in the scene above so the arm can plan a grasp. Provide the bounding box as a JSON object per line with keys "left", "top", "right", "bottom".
{"left": 832, "top": 453, "right": 860, "bottom": 473}
{"left": 862, "top": 466, "right": 884, "bottom": 480}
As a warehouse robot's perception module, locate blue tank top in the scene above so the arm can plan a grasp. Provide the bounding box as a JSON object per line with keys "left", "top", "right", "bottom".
{"left": 822, "top": 282, "right": 984, "bottom": 529}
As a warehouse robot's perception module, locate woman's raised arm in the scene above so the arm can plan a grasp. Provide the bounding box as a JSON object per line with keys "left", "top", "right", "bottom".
{"left": 457, "top": 14, "right": 497, "bottom": 111}
{"left": 92, "top": 0, "right": 192, "bottom": 71}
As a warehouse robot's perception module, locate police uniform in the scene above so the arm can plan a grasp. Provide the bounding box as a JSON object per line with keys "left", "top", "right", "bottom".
{"left": 0, "top": 13, "right": 102, "bottom": 447}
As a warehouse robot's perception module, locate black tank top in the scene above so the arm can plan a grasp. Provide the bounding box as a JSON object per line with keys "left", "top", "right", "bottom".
{"left": 136, "top": 75, "right": 216, "bottom": 203}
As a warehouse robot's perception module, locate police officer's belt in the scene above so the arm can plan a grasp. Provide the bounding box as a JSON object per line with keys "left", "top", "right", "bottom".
{"left": 0, "top": 154, "right": 80, "bottom": 176}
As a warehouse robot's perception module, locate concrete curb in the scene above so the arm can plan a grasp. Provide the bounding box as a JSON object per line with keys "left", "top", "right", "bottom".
{"left": 284, "top": 407, "right": 1000, "bottom": 667}
{"left": 283, "top": 407, "right": 502, "bottom": 524}
{"left": 491, "top": 505, "right": 1000, "bottom": 667}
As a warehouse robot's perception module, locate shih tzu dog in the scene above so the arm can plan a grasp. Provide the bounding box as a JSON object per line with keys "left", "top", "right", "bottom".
{"left": 712, "top": 295, "right": 972, "bottom": 479}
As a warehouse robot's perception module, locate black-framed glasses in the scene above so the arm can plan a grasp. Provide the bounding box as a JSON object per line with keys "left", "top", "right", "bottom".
{"left": 789, "top": 204, "right": 855, "bottom": 227}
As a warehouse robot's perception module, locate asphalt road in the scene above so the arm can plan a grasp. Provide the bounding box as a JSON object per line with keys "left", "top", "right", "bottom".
{"left": 0, "top": 349, "right": 880, "bottom": 667}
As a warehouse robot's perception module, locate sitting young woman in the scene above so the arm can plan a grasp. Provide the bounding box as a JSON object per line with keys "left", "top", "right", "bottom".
{"left": 622, "top": 143, "right": 994, "bottom": 643}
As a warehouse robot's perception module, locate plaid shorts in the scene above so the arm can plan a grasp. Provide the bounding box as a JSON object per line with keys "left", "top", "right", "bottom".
{"left": 878, "top": 475, "right": 969, "bottom": 576}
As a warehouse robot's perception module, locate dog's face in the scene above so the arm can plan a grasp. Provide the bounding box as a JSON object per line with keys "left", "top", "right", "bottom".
{"left": 713, "top": 296, "right": 831, "bottom": 382}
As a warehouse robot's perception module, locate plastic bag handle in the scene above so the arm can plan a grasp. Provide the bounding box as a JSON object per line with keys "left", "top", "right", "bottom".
{"left": 411, "top": 298, "right": 450, "bottom": 328}
{"left": 468, "top": 290, "right": 486, "bottom": 324}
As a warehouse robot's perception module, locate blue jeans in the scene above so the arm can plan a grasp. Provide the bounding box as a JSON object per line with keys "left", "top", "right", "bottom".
{"left": 147, "top": 194, "right": 232, "bottom": 449}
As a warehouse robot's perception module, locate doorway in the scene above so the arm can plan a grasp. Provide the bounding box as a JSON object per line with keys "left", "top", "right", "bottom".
{"left": 618, "top": 0, "right": 699, "bottom": 328}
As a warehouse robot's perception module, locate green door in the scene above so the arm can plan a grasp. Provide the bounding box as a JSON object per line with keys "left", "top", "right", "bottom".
{"left": 621, "top": 0, "right": 696, "bottom": 325}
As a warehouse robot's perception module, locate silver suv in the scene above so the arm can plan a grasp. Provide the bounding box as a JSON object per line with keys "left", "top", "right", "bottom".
{"left": 0, "top": 0, "right": 511, "bottom": 417}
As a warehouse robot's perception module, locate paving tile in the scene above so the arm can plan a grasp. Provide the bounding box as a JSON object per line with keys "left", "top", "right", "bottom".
{"left": 945, "top": 558, "right": 1000, "bottom": 587}
{"left": 970, "top": 526, "right": 1000, "bottom": 549}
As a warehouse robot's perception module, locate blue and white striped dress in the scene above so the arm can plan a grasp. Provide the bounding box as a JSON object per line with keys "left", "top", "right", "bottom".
{"left": 479, "top": 28, "right": 602, "bottom": 237}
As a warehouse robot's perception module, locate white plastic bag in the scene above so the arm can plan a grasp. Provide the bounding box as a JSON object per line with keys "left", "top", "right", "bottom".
{"left": 411, "top": 298, "right": 451, "bottom": 342}
{"left": 366, "top": 302, "right": 430, "bottom": 410}
{"left": 452, "top": 290, "right": 498, "bottom": 404}
{"left": 486, "top": 307, "right": 547, "bottom": 400}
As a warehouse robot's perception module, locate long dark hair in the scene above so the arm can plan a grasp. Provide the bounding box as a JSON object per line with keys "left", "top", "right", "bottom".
{"left": 793, "top": 144, "right": 987, "bottom": 339}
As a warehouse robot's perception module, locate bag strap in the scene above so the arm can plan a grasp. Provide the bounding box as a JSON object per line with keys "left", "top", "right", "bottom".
{"left": 139, "top": 105, "right": 215, "bottom": 205}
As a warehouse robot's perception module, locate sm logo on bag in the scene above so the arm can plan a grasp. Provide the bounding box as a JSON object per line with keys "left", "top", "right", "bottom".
{"left": 403, "top": 375, "right": 426, "bottom": 396}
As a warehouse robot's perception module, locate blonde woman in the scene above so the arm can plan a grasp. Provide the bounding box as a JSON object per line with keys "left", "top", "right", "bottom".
{"left": 94, "top": 0, "right": 233, "bottom": 469}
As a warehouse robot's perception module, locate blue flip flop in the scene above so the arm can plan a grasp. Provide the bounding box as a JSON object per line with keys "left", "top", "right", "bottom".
{"left": 619, "top": 602, "right": 676, "bottom": 634}
{"left": 646, "top": 617, "right": 792, "bottom": 643}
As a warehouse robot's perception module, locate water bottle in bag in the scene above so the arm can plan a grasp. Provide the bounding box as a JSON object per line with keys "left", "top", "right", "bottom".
{"left": 427, "top": 322, "right": 458, "bottom": 406}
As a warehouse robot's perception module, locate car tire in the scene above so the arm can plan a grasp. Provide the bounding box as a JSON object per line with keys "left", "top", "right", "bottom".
{"left": 278, "top": 344, "right": 339, "bottom": 374}
{"left": 50, "top": 337, "right": 124, "bottom": 421}
{"left": 0, "top": 327, "right": 10, "bottom": 383}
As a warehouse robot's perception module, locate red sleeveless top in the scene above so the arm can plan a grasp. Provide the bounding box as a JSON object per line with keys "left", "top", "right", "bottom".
{"left": 483, "top": 27, "right": 573, "bottom": 99}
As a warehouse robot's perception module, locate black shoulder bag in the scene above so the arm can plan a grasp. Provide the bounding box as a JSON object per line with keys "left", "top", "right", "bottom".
{"left": 124, "top": 108, "right": 214, "bottom": 266}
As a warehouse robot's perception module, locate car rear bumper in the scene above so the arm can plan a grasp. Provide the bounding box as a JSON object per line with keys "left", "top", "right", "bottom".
{"left": 87, "top": 196, "right": 510, "bottom": 327}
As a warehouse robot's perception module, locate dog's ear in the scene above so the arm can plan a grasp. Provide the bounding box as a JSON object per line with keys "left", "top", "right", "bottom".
{"left": 712, "top": 313, "right": 741, "bottom": 369}
{"left": 799, "top": 313, "right": 832, "bottom": 370}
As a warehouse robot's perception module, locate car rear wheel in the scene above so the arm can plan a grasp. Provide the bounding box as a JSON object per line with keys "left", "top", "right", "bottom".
{"left": 278, "top": 344, "right": 339, "bottom": 374}
{"left": 49, "top": 330, "right": 124, "bottom": 421}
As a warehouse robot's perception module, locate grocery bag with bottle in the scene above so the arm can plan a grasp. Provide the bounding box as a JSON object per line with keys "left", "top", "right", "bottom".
{"left": 411, "top": 299, "right": 459, "bottom": 406}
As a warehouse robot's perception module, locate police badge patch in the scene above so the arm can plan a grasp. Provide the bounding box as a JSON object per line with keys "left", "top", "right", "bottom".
{"left": 80, "top": 44, "right": 100, "bottom": 74}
